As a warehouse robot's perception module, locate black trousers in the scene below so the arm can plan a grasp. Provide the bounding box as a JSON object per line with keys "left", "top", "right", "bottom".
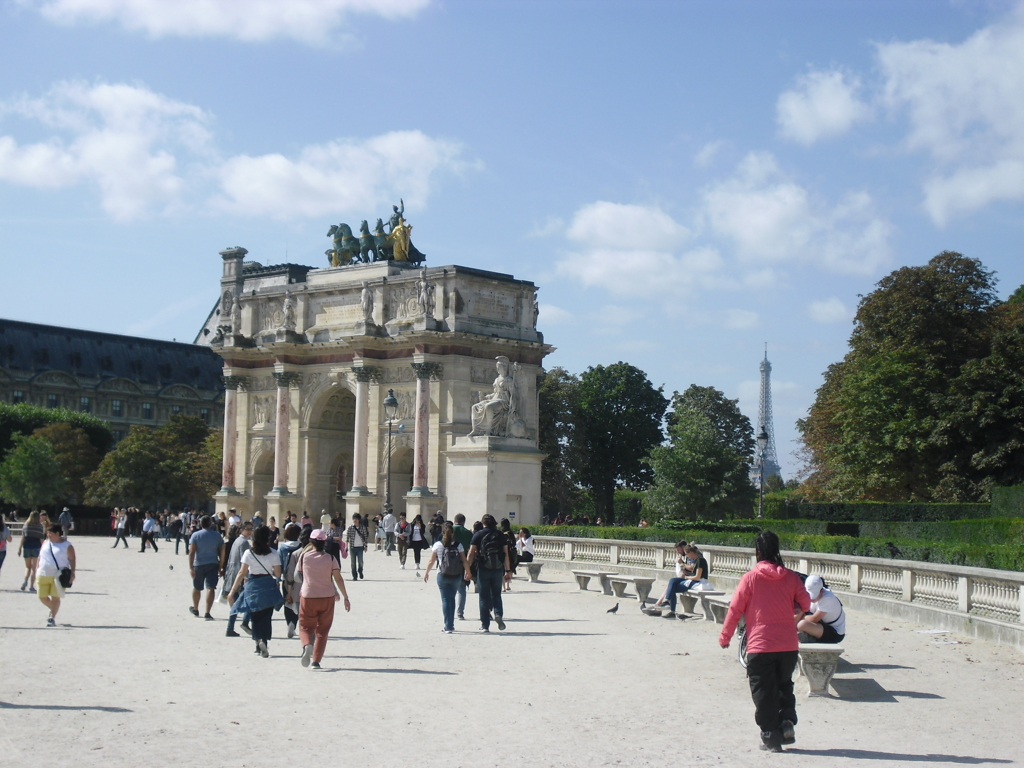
{"left": 746, "top": 650, "right": 798, "bottom": 733}
{"left": 140, "top": 532, "right": 158, "bottom": 552}
{"left": 113, "top": 530, "right": 129, "bottom": 548}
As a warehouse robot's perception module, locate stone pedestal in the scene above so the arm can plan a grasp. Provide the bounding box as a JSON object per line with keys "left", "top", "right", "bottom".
{"left": 445, "top": 435, "right": 543, "bottom": 526}
{"left": 345, "top": 491, "right": 382, "bottom": 524}
{"left": 404, "top": 490, "right": 445, "bottom": 522}
{"left": 265, "top": 489, "right": 300, "bottom": 522}
{"left": 797, "top": 644, "right": 844, "bottom": 697}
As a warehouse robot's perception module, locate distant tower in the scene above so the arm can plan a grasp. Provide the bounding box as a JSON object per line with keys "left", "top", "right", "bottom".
{"left": 751, "top": 346, "right": 782, "bottom": 487}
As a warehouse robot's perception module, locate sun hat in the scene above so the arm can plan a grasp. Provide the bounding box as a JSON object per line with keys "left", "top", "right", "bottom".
{"left": 805, "top": 574, "right": 824, "bottom": 597}
{"left": 310, "top": 529, "right": 328, "bottom": 541}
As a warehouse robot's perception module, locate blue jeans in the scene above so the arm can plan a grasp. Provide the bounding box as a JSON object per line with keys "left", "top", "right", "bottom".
{"left": 664, "top": 577, "right": 694, "bottom": 612}
{"left": 350, "top": 546, "right": 364, "bottom": 578}
{"left": 456, "top": 578, "right": 467, "bottom": 618}
{"left": 477, "top": 567, "right": 504, "bottom": 629}
{"left": 436, "top": 573, "right": 460, "bottom": 631}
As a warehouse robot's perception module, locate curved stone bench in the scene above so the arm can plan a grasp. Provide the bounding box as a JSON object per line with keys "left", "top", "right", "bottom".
{"left": 571, "top": 570, "right": 618, "bottom": 595}
{"left": 678, "top": 590, "right": 727, "bottom": 620}
{"left": 797, "top": 643, "right": 844, "bottom": 697}
{"left": 608, "top": 575, "right": 657, "bottom": 602}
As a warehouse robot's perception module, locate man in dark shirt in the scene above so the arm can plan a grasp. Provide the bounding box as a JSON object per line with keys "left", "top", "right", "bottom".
{"left": 467, "top": 514, "right": 511, "bottom": 633}
{"left": 452, "top": 514, "right": 473, "bottom": 621}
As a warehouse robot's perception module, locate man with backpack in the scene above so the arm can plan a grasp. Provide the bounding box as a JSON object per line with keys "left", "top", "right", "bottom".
{"left": 466, "top": 514, "right": 511, "bottom": 633}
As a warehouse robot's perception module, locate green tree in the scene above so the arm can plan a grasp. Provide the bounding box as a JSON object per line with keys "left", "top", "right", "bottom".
{"left": 0, "top": 403, "right": 112, "bottom": 456}
{"left": 33, "top": 422, "right": 102, "bottom": 503}
{"left": 0, "top": 433, "right": 67, "bottom": 510}
{"left": 799, "top": 252, "right": 1000, "bottom": 501}
{"left": 646, "top": 385, "right": 756, "bottom": 520}
{"left": 565, "top": 362, "right": 667, "bottom": 521}
{"left": 538, "top": 367, "right": 583, "bottom": 519}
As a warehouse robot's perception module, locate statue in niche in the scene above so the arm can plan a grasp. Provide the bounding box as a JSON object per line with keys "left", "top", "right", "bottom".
{"left": 361, "top": 281, "right": 374, "bottom": 322}
{"left": 531, "top": 295, "right": 539, "bottom": 329}
{"left": 468, "top": 356, "right": 526, "bottom": 438}
{"left": 230, "top": 296, "right": 242, "bottom": 335}
{"left": 281, "top": 291, "right": 296, "bottom": 331}
{"left": 416, "top": 269, "right": 435, "bottom": 317}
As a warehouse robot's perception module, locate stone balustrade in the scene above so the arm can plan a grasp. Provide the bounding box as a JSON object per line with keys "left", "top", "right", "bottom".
{"left": 534, "top": 535, "right": 1024, "bottom": 650}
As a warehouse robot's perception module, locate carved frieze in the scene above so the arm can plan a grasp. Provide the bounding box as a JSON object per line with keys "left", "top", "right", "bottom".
{"left": 468, "top": 290, "right": 516, "bottom": 323}
{"left": 308, "top": 293, "right": 361, "bottom": 327}
{"left": 384, "top": 285, "right": 419, "bottom": 322}
{"left": 471, "top": 366, "right": 496, "bottom": 384}
{"left": 381, "top": 366, "right": 415, "bottom": 384}
{"left": 251, "top": 394, "right": 275, "bottom": 426}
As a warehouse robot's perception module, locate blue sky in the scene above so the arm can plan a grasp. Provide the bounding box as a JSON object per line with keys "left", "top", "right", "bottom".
{"left": 3, "top": 0, "right": 1024, "bottom": 477}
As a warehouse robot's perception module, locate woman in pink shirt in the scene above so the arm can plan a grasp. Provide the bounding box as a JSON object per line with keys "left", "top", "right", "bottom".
{"left": 719, "top": 531, "right": 810, "bottom": 753}
{"left": 295, "top": 529, "right": 350, "bottom": 669}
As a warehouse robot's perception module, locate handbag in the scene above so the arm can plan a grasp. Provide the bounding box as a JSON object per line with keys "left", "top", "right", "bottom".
{"left": 48, "top": 543, "right": 73, "bottom": 589}
{"left": 249, "top": 551, "right": 285, "bottom": 611}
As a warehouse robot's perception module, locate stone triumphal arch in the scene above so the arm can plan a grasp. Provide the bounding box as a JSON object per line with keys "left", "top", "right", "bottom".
{"left": 208, "top": 245, "right": 552, "bottom": 525}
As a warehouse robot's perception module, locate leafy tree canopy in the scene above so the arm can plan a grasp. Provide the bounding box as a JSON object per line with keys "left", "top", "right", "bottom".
{"left": 0, "top": 433, "right": 67, "bottom": 510}
{"left": 33, "top": 422, "right": 102, "bottom": 504}
{"left": 0, "top": 402, "right": 113, "bottom": 456}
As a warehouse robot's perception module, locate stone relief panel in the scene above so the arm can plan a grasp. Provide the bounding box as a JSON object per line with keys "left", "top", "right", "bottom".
{"left": 468, "top": 290, "right": 516, "bottom": 324}
{"left": 247, "top": 375, "right": 276, "bottom": 393}
{"left": 384, "top": 285, "right": 419, "bottom": 322}
{"left": 251, "top": 394, "right": 276, "bottom": 426}
{"left": 308, "top": 294, "right": 361, "bottom": 327}
{"left": 97, "top": 377, "right": 143, "bottom": 394}
{"left": 256, "top": 299, "right": 285, "bottom": 332}
{"left": 162, "top": 384, "right": 200, "bottom": 400}
{"left": 470, "top": 365, "right": 497, "bottom": 384}
{"left": 391, "top": 389, "right": 414, "bottom": 421}
{"left": 381, "top": 366, "right": 415, "bottom": 384}
{"left": 35, "top": 371, "right": 79, "bottom": 387}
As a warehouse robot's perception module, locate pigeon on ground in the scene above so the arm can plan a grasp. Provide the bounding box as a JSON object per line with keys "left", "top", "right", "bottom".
{"left": 606, "top": 603, "right": 619, "bottom": 614}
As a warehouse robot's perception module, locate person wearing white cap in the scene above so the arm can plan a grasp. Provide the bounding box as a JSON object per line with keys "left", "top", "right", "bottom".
{"left": 797, "top": 574, "right": 846, "bottom": 644}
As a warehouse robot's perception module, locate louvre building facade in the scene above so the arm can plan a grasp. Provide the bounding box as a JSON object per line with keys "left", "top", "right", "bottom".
{"left": 0, "top": 318, "right": 225, "bottom": 441}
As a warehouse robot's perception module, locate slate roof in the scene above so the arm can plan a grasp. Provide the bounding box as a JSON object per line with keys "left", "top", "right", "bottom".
{"left": 0, "top": 318, "right": 224, "bottom": 392}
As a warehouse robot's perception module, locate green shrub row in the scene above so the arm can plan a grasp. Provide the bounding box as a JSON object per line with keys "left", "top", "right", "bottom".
{"left": 655, "top": 519, "right": 763, "bottom": 534}
{"left": 530, "top": 525, "right": 1024, "bottom": 572}
{"left": 992, "top": 486, "right": 1024, "bottom": 518}
{"left": 768, "top": 500, "right": 991, "bottom": 522}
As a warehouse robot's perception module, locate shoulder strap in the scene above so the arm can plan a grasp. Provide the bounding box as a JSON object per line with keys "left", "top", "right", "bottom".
{"left": 249, "top": 551, "right": 272, "bottom": 576}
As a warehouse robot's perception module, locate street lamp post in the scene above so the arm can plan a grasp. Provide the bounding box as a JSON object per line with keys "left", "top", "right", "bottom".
{"left": 382, "top": 388, "right": 399, "bottom": 515}
{"left": 756, "top": 427, "right": 768, "bottom": 519}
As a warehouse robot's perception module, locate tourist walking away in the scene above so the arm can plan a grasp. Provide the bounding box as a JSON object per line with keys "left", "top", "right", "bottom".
{"left": 719, "top": 531, "right": 810, "bottom": 752}
{"left": 319, "top": 509, "right": 332, "bottom": 531}
{"left": 113, "top": 509, "right": 129, "bottom": 548}
{"left": 222, "top": 523, "right": 253, "bottom": 635}
{"left": 277, "top": 524, "right": 303, "bottom": 638}
{"left": 58, "top": 507, "right": 73, "bottom": 538}
{"left": 373, "top": 514, "right": 385, "bottom": 551}
{"left": 296, "top": 529, "right": 350, "bottom": 669}
{"left": 37, "top": 524, "right": 75, "bottom": 627}
{"left": 188, "top": 515, "right": 224, "bottom": 621}
{"left": 452, "top": 514, "right": 473, "bottom": 620}
{"left": 0, "top": 513, "right": 12, "bottom": 582}
{"left": 467, "top": 514, "right": 511, "bottom": 633}
{"left": 423, "top": 522, "right": 471, "bottom": 633}
{"left": 382, "top": 507, "right": 396, "bottom": 555}
{"left": 139, "top": 511, "right": 159, "bottom": 553}
{"left": 18, "top": 510, "right": 45, "bottom": 592}
{"left": 395, "top": 514, "right": 410, "bottom": 569}
{"left": 409, "top": 514, "right": 428, "bottom": 571}
{"left": 499, "top": 518, "right": 518, "bottom": 590}
{"left": 651, "top": 542, "right": 712, "bottom": 618}
{"left": 228, "top": 525, "right": 283, "bottom": 658}
{"left": 516, "top": 528, "right": 535, "bottom": 564}
{"left": 345, "top": 514, "right": 368, "bottom": 580}
{"left": 797, "top": 575, "right": 846, "bottom": 644}
{"left": 170, "top": 513, "right": 185, "bottom": 554}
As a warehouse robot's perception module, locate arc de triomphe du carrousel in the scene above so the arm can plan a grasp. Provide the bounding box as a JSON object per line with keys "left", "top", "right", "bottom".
{"left": 202, "top": 204, "right": 552, "bottom": 525}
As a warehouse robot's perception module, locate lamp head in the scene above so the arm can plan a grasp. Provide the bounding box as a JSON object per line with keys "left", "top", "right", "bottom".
{"left": 383, "top": 388, "right": 399, "bottom": 421}
{"left": 757, "top": 428, "right": 769, "bottom": 451}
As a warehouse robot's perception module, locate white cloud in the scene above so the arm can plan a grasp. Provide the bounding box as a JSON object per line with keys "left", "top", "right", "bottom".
{"left": 214, "top": 130, "right": 464, "bottom": 220}
{"left": 777, "top": 70, "right": 871, "bottom": 144}
{"left": 877, "top": 7, "right": 1024, "bottom": 224}
{"left": 722, "top": 309, "right": 759, "bottom": 330}
{"left": 537, "top": 303, "right": 571, "bottom": 325}
{"left": 28, "top": 0, "right": 429, "bottom": 44}
{"left": 566, "top": 201, "right": 690, "bottom": 251}
{"left": 694, "top": 140, "right": 725, "bottom": 167}
{"left": 807, "top": 297, "right": 851, "bottom": 324}
{"left": 701, "top": 152, "right": 893, "bottom": 274}
{"left": 0, "top": 81, "right": 210, "bottom": 221}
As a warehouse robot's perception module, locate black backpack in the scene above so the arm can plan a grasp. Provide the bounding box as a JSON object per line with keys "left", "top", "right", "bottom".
{"left": 480, "top": 529, "right": 505, "bottom": 571}
{"left": 439, "top": 544, "right": 463, "bottom": 577}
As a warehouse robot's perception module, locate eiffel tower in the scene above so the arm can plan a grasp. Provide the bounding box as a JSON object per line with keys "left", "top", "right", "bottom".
{"left": 750, "top": 345, "right": 782, "bottom": 487}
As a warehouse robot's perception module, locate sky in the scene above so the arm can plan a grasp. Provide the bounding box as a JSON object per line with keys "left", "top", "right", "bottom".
{"left": 2, "top": 0, "right": 1024, "bottom": 478}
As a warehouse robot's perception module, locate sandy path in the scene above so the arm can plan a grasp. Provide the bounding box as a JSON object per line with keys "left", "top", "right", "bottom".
{"left": 0, "top": 536, "right": 1021, "bottom": 768}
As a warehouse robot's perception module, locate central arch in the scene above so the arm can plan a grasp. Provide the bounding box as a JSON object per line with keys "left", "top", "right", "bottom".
{"left": 302, "top": 385, "right": 356, "bottom": 518}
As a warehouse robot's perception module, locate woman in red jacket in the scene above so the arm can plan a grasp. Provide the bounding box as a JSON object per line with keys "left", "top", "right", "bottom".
{"left": 719, "top": 531, "right": 810, "bottom": 753}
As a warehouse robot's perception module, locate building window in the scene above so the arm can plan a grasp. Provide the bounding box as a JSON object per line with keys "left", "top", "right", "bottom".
{"left": 142, "top": 402, "right": 153, "bottom": 420}
{"left": 112, "top": 430, "right": 124, "bottom": 442}
{"left": 80, "top": 396, "right": 91, "bottom": 413}
{"left": 172, "top": 405, "right": 182, "bottom": 415}
{"left": 12, "top": 390, "right": 25, "bottom": 404}
{"left": 47, "top": 393, "right": 59, "bottom": 409}
{"left": 200, "top": 407, "right": 210, "bottom": 424}
{"left": 112, "top": 399, "right": 123, "bottom": 417}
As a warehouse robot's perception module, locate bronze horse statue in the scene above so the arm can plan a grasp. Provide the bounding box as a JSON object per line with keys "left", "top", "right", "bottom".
{"left": 326, "top": 223, "right": 361, "bottom": 266}
{"left": 358, "top": 220, "right": 381, "bottom": 262}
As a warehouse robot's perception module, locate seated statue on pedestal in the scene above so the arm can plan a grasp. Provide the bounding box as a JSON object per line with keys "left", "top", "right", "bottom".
{"left": 469, "top": 356, "right": 527, "bottom": 438}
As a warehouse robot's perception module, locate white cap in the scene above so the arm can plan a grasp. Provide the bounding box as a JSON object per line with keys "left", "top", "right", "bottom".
{"left": 805, "top": 574, "right": 824, "bottom": 597}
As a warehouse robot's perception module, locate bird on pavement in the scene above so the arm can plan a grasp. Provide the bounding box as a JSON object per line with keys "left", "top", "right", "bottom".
{"left": 607, "top": 603, "right": 619, "bottom": 614}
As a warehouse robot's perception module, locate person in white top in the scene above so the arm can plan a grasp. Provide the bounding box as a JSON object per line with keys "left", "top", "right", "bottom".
{"left": 227, "top": 525, "right": 282, "bottom": 658}
{"left": 382, "top": 508, "right": 397, "bottom": 555}
{"left": 320, "top": 510, "right": 332, "bottom": 531}
{"left": 422, "top": 523, "right": 472, "bottom": 633}
{"left": 37, "top": 525, "right": 75, "bottom": 627}
{"left": 228, "top": 509, "right": 241, "bottom": 527}
{"left": 798, "top": 574, "right": 846, "bottom": 644}
{"left": 515, "top": 528, "right": 535, "bottom": 562}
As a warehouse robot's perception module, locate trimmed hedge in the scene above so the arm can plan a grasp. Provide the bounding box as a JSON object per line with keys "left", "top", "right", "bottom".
{"left": 992, "top": 486, "right": 1024, "bottom": 518}
{"left": 772, "top": 501, "right": 990, "bottom": 522}
{"left": 529, "top": 525, "right": 1024, "bottom": 572}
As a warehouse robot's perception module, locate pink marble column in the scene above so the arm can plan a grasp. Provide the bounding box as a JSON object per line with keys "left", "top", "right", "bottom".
{"left": 410, "top": 362, "right": 441, "bottom": 493}
{"left": 271, "top": 372, "right": 298, "bottom": 493}
{"left": 219, "top": 376, "right": 243, "bottom": 492}
{"left": 350, "top": 367, "right": 375, "bottom": 493}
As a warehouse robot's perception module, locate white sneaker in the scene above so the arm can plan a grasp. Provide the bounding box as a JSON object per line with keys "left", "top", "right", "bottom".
{"left": 301, "top": 644, "right": 313, "bottom": 668}
{"left": 287, "top": 622, "right": 296, "bottom": 639}
{"left": 400, "top": 564, "right": 405, "bottom": 570}
{"left": 258, "top": 640, "right": 269, "bottom": 658}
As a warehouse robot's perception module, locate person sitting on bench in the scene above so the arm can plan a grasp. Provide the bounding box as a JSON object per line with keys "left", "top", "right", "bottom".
{"left": 651, "top": 542, "right": 711, "bottom": 617}
{"left": 796, "top": 574, "right": 846, "bottom": 644}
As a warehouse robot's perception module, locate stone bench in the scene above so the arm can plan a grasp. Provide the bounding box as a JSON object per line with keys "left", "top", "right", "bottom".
{"left": 607, "top": 575, "right": 657, "bottom": 603}
{"left": 699, "top": 594, "right": 732, "bottom": 624}
{"left": 677, "top": 590, "right": 727, "bottom": 620}
{"left": 797, "top": 643, "right": 844, "bottom": 697}
{"left": 571, "top": 570, "right": 618, "bottom": 595}
{"left": 524, "top": 562, "right": 544, "bottom": 582}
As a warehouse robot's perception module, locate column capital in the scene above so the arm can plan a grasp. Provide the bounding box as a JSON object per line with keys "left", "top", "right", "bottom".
{"left": 411, "top": 362, "right": 443, "bottom": 380}
{"left": 351, "top": 365, "right": 380, "bottom": 383}
{"left": 274, "top": 371, "right": 302, "bottom": 388}
{"left": 222, "top": 374, "right": 246, "bottom": 390}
